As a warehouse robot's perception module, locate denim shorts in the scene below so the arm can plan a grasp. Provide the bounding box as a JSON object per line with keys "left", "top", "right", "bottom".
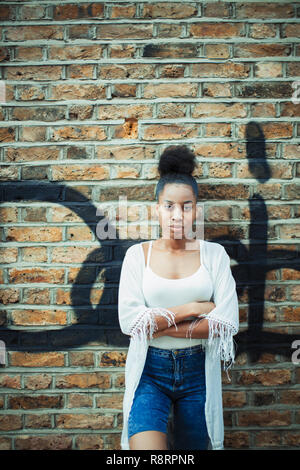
{"left": 128, "top": 344, "right": 209, "bottom": 450}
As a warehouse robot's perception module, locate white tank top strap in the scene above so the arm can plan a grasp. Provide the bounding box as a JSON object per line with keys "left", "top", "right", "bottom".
{"left": 146, "top": 240, "right": 153, "bottom": 268}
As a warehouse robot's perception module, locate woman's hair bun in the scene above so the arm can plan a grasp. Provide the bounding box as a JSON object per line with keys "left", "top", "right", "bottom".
{"left": 158, "top": 145, "right": 197, "bottom": 177}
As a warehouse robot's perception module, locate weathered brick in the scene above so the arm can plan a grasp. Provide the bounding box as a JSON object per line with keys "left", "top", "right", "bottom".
{"left": 24, "top": 374, "right": 52, "bottom": 390}
{"left": 12, "top": 106, "right": 65, "bottom": 122}
{"left": 235, "top": 3, "right": 294, "bottom": 19}
{"left": 143, "top": 124, "right": 198, "bottom": 140}
{"left": 0, "top": 288, "right": 19, "bottom": 304}
{"left": 20, "top": 5, "right": 46, "bottom": 20}
{"left": 10, "top": 352, "right": 65, "bottom": 367}
{"left": 24, "top": 414, "right": 52, "bottom": 429}
{"left": 98, "top": 104, "right": 152, "bottom": 120}
{"left": 204, "top": 2, "right": 232, "bottom": 18}
{"left": 206, "top": 122, "right": 231, "bottom": 139}
{"left": 205, "top": 44, "right": 230, "bottom": 58}
{"left": 56, "top": 413, "right": 114, "bottom": 429}
{"left": 15, "top": 435, "right": 72, "bottom": 450}
{"left": 238, "top": 410, "right": 291, "bottom": 427}
{"left": 0, "top": 127, "right": 15, "bottom": 142}
{"left": 192, "top": 102, "right": 246, "bottom": 118}
{"left": 112, "top": 84, "right": 136, "bottom": 98}
{"left": 223, "top": 391, "right": 247, "bottom": 408}
{"left": 8, "top": 394, "right": 63, "bottom": 409}
{"left": 144, "top": 83, "right": 198, "bottom": 99}
{"left": 0, "top": 374, "right": 21, "bottom": 389}
{"left": 11, "top": 309, "right": 67, "bottom": 326}
{"left": 54, "top": 3, "right": 104, "bottom": 20}
{"left": 51, "top": 164, "right": 109, "bottom": 181}
{"left": 0, "top": 415, "right": 22, "bottom": 431}
{"left": 5, "top": 66, "right": 63, "bottom": 81}
{"left": 51, "top": 84, "right": 106, "bottom": 100}
{"left": 96, "top": 145, "right": 156, "bottom": 160}
{"left": 159, "top": 64, "right": 185, "bottom": 78}
{"left": 5, "top": 146, "right": 60, "bottom": 162}
{"left": 96, "top": 24, "right": 153, "bottom": 39}
{"left": 15, "top": 46, "right": 43, "bottom": 61}
{"left": 111, "top": 4, "right": 136, "bottom": 19}
{"left": 234, "top": 43, "right": 292, "bottom": 58}
{"left": 23, "top": 286, "right": 50, "bottom": 305}
{"left": 142, "top": 2, "right": 197, "bottom": 18}
{"left": 99, "top": 351, "right": 126, "bottom": 367}
{"left": 75, "top": 434, "right": 104, "bottom": 450}
{"left": 67, "top": 393, "right": 93, "bottom": 408}
{"left": 96, "top": 393, "right": 123, "bottom": 410}
{"left": 190, "top": 22, "right": 244, "bottom": 38}
{"left": 20, "top": 126, "right": 46, "bottom": 142}
{"left": 69, "top": 351, "right": 94, "bottom": 367}
{"left": 143, "top": 43, "right": 198, "bottom": 58}
{"left": 68, "top": 64, "right": 94, "bottom": 79}
{"left": 6, "top": 26, "right": 64, "bottom": 41}
{"left": 51, "top": 126, "right": 107, "bottom": 141}
{"left": 49, "top": 45, "right": 102, "bottom": 60}
{"left": 238, "top": 369, "right": 291, "bottom": 386}
{"left": 109, "top": 45, "right": 136, "bottom": 58}
{"left": 254, "top": 431, "right": 281, "bottom": 447}
{"left": 157, "top": 23, "right": 182, "bottom": 38}
{"left": 100, "top": 64, "right": 155, "bottom": 80}
{"left": 250, "top": 23, "right": 277, "bottom": 39}
{"left": 224, "top": 431, "right": 249, "bottom": 449}
{"left": 6, "top": 227, "right": 62, "bottom": 242}
{"left": 0, "top": 437, "right": 12, "bottom": 450}
{"left": 55, "top": 373, "right": 110, "bottom": 389}
{"left": 0, "top": 247, "right": 18, "bottom": 263}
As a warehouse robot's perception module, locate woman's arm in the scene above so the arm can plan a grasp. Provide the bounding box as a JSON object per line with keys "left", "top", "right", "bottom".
{"left": 153, "top": 301, "right": 215, "bottom": 333}
{"left": 153, "top": 318, "right": 209, "bottom": 339}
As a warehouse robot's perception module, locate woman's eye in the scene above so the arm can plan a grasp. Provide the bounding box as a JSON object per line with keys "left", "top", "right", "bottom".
{"left": 184, "top": 206, "right": 193, "bottom": 211}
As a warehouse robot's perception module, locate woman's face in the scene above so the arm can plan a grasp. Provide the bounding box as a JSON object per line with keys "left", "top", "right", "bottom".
{"left": 155, "top": 183, "right": 199, "bottom": 240}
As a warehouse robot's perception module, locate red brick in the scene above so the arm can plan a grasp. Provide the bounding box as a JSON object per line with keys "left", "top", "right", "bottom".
{"left": 9, "top": 268, "right": 64, "bottom": 284}
{"left": 15, "top": 435, "right": 72, "bottom": 450}
{"left": 55, "top": 373, "right": 110, "bottom": 389}
{"left": 56, "top": 413, "right": 114, "bottom": 429}
{"left": 238, "top": 410, "right": 291, "bottom": 427}
{"left": 190, "top": 22, "right": 244, "bottom": 38}
{"left": 10, "top": 352, "right": 65, "bottom": 367}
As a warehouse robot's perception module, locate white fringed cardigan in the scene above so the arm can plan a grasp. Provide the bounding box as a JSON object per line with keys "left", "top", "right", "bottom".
{"left": 118, "top": 239, "right": 239, "bottom": 450}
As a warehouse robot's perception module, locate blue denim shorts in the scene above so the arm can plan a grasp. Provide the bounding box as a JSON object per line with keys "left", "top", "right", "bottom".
{"left": 128, "top": 344, "right": 209, "bottom": 450}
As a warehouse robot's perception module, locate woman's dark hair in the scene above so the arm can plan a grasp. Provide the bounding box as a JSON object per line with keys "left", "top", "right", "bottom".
{"left": 155, "top": 145, "right": 198, "bottom": 201}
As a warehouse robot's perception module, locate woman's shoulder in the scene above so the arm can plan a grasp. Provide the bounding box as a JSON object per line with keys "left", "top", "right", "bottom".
{"left": 124, "top": 241, "right": 144, "bottom": 261}
{"left": 203, "top": 239, "right": 226, "bottom": 257}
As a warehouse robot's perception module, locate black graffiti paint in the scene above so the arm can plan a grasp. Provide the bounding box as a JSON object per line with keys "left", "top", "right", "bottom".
{"left": 0, "top": 122, "right": 299, "bottom": 363}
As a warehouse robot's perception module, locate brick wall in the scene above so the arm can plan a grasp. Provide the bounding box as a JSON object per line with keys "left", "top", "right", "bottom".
{"left": 0, "top": 0, "right": 299, "bottom": 450}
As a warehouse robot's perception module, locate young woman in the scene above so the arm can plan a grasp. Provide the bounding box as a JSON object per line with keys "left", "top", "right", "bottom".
{"left": 118, "top": 145, "right": 239, "bottom": 450}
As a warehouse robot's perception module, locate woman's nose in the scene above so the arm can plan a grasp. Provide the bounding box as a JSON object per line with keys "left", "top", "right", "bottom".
{"left": 172, "top": 206, "right": 183, "bottom": 219}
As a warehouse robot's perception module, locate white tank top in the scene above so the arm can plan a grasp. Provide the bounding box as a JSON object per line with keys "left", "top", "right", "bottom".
{"left": 142, "top": 239, "right": 214, "bottom": 349}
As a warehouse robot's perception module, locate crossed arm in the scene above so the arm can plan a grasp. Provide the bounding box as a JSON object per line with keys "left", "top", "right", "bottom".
{"left": 151, "top": 301, "right": 215, "bottom": 340}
